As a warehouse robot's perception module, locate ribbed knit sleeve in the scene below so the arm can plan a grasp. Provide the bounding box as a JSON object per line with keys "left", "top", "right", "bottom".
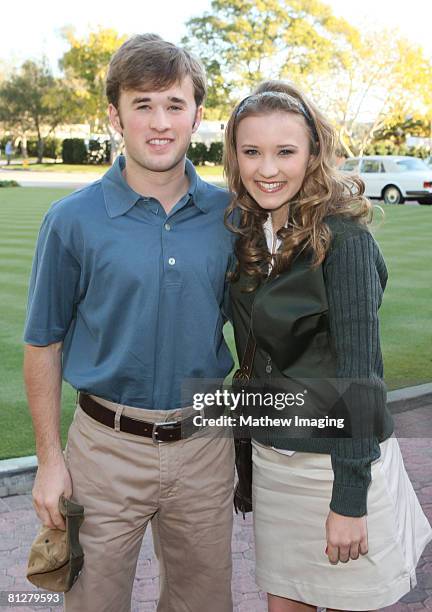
{"left": 323, "top": 228, "right": 388, "bottom": 517}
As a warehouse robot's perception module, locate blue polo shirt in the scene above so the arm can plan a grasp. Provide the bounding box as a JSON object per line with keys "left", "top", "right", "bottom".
{"left": 24, "top": 156, "right": 235, "bottom": 409}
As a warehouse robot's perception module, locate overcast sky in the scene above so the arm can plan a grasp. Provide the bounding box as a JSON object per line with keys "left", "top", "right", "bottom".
{"left": 1, "top": 0, "right": 431, "bottom": 70}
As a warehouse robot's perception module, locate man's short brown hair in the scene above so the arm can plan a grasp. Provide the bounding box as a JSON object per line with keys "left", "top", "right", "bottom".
{"left": 106, "top": 34, "right": 207, "bottom": 108}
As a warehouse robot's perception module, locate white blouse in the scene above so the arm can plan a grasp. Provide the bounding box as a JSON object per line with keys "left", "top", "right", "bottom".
{"left": 263, "top": 215, "right": 296, "bottom": 457}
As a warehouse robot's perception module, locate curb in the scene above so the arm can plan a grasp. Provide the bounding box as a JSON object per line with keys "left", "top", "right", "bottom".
{"left": 387, "top": 382, "right": 432, "bottom": 414}
{"left": 0, "top": 456, "right": 37, "bottom": 498}
{"left": 1, "top": 383, "right": 431, "bottom": 498}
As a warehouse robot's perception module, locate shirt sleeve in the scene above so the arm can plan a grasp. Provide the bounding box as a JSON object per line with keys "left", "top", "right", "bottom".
{"left": 23, "top": 213, "right": 82, "bottom": 346}
{"left": 221, "top": 209, "right": 241, "bottom": 325}
{"left": 221, "top": 253, "right": 237, "bottom": 324}
{"left": 323, "top": 229, "right": 388, "bottom": 517}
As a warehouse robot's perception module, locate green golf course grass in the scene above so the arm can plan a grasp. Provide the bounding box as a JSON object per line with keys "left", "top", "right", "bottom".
{"left": 0, "top": 187, "right": 430, "bottom": 458}
{"left": 1, "top": 162, "right": 224, "bottom": 177}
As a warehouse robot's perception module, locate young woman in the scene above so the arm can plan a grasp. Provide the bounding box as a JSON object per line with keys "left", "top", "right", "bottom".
{"left": 225, "top": 80, "right": 432, "bottom": 612}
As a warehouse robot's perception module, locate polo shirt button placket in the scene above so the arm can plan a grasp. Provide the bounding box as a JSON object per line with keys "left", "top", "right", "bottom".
{"left": 168, "top": 257, "right": 176, "bottom": 266}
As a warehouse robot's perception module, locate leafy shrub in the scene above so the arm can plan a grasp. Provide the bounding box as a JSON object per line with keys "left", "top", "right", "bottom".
{"left": 207, "top": 142, "right": 224, "bottom": 164}
{"left": 87, "top": 139, "right": 110, "bottom": 164}
{"left": 43, "top": 138, "right": 62, "bottom": 159}
{"left": 364, "top": 142, "right": 430, "bottom": 158}
{"left": 23, "top": 138, "right": 62, "bottom": 159}
{"left": 187, "top": 142, "right": 208, "bottom": 165}
{"left": 0, "top": 180, "right": 19, "bottom": 187}
{"left": 187, "top": 141, "right": 224, "bottom": 165}
{"left": 62, "top": 139, "right": 88, "bottom": 164}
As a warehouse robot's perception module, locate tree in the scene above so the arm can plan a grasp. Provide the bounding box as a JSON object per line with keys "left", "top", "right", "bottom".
{"left": 0, "top": 59, "right": 14, "bottom": 84}
{"left": 60, "top": 27, "right": 127, "bottom": 162}
{"left": 0, "top": 59, "right": 78, "bottom": 162}
{"left": 182, "top": 0, "right": 360, "bottom": 116}
{"left": 373, "top": 116, "right": 431, "bottom": 146}
{"left": 301, "top": 31, "right": 432, "bottom": 156}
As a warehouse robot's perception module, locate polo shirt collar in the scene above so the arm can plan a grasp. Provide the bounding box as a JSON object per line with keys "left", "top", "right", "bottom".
{"left": 185, "top": 157, "right": 211, "bottom": 214}
{"left": 102, "top": 156, "right": 141, "bottom": 218}
{"left": 102, "top": 155, "right": 210, "bottom": 218}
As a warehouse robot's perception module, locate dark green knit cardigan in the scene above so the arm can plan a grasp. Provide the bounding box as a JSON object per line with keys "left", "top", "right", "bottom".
{"left": 230, "top": 215, "right": 394, "bottom": 517}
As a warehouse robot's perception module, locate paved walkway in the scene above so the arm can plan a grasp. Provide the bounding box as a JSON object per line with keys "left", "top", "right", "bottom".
{"left": 0, "top": 167, "right": 225, "bottom": 189}
{"left": 0, "top": 167, "right": 102, "bottom": 189}
{"left": 0, "top": 405, "right": 431, "bottom": 611}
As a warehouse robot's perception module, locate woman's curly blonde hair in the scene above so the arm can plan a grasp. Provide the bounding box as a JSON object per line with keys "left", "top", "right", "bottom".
{"left": 224, "top": 80, "right": 372, "bottom": 290}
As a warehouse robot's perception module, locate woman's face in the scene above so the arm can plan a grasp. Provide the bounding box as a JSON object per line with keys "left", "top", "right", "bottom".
{"left": 236, "top": 111, "right": 312, "bottom": 219}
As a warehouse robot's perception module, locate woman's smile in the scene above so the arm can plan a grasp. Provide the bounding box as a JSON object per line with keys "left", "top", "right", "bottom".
{"left": 254, "top": 180, "right": 287, "bottom": 194}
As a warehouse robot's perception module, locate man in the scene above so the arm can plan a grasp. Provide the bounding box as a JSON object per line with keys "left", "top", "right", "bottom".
{"left": 5, "top": 139, "right": 13, "bottom": 164}
{"left": 24, "top": 34, "right": 235, "bottom": 612}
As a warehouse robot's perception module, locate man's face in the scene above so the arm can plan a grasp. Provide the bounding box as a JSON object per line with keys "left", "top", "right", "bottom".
{"left": 109, "top": 76, "right": 202, "bottom": 173}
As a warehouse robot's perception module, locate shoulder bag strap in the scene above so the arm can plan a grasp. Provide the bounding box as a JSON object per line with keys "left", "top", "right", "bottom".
{"left": 233, "top": 326, "right": 257, "bottom": 383}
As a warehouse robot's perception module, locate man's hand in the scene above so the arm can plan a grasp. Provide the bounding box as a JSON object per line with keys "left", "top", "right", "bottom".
{"left": 32, "top": 456, "right": 73, "bottom": 530}
{"left": 325, "top": 509, "right": 368, "bottom": 564}
{"left": 24, "top": 342, "right": 69, "bottom": 529}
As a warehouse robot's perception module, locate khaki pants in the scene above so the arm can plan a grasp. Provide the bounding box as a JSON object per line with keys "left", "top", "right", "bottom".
{"left": 64, "top": 396, "right": 235, "bottom": 612}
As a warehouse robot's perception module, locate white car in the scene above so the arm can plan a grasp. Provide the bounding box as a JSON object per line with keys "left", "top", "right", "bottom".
{"left": 340, "top": 155, "right": 432, "bottom": 205}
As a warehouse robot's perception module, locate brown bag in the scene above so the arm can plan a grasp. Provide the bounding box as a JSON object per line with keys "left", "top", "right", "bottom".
{"left": 27, "top": 495, "right": 84, "bottom": 592}
{"left": 232, "top": 328, "right": 256, "bottom": 518}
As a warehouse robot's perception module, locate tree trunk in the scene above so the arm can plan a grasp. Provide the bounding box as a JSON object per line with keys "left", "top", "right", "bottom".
{"left": 107, "top": 124, "right": 122, "bottom": 165}
{"left": 37, "top": 138, "right": 44, "bottom": 164}
{"left": 21, "top": 132, "right": 28, "bottom": 158}
{"left": 338, "top": 129, "right": 355, "bottom": 158}
{"left": 429, "top": 118, "right": 432, "bottom": 151}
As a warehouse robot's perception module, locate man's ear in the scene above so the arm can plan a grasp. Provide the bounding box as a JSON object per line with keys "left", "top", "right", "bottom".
{"left": 108, "top": 103, "right": 123, "bottom": 136}
{"left": 192, "top": 105, "right": 203, "bottom": 133}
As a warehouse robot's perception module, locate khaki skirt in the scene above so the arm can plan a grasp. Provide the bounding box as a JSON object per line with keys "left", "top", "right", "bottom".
{"left": 252, "top": 437, "right": 432, "bottom": 611}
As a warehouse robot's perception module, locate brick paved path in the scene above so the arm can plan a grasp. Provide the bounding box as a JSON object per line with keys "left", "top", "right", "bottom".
{"left": 0, "top": 405, "right": 431, "bottom": 611}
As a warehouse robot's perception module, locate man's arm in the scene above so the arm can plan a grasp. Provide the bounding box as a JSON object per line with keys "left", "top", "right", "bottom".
{"left": 23, "top": 342, "right": 72, "bottom": 530}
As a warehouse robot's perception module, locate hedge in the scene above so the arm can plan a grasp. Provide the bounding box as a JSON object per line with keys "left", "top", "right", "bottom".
{"left": 87, "top": 139, "right": 111, "bottom": 164}
{"left": 23, "top": 138, "right": 62, "bottom": 159}
{"left": 0, "top": 180, "right": 19, "bottom": 187}
{"left": 62, "top": 139, "right": 88, "bottom": 164}
{"left": 362, "top": 142, "right": 430, "bottom": 158}
{"left": 187, "top": 141, "right": 223, "bottom": 165}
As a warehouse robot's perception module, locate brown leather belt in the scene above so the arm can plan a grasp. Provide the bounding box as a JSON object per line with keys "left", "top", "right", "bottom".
{"left": 78, "top": 393, "right": 221, "bottom": 443}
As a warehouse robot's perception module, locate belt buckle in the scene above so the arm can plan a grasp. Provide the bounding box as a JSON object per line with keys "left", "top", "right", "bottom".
{"left": 152, "top": 420, "right": 180, "bottom": 443}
